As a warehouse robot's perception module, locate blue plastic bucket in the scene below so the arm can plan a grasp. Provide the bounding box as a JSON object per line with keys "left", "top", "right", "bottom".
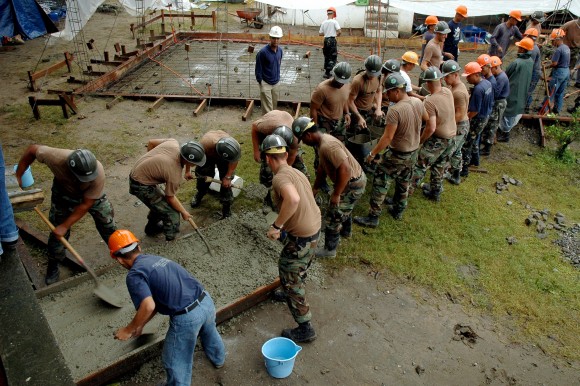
{"left": 261, "top": 337, "right": 302, "bottom": 378}
{"left": 14, "top": 165, "right": 34, "bottom": 188}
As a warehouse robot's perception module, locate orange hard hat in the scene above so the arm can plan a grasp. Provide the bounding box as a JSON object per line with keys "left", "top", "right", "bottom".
{"left": 461, "top": 62, "right": 482, "bottom": 77}
{"left": 509, "top": 10, "right": 522, "bottom": 22}
{"left": 524, "top": 28, "right": 539, "bottom": 38}
{"left": 515, "top": 37, "right": 534, "bottom": 51}
{"left": 456, "top": 5, "right": 468, "bottom": 17}
{"left": 425, "top": 15, "right": 439, "bottom": 25}
{"left": 550, "top": 28, "right": 566, "bottom": 39}
{"left": 477, "top": 54, "right": 491, "bottom": 67}
{"left": 108, "top": 229, "right": 140, "bottom": 258}
{"left": 327, "top": 7, "right": 337, "bottom": 18}
{"left": 490, "top": 56, "right": 502, "bottom": 67}
{"left": 401, "top": 51, "right": 419, "bottom": 65}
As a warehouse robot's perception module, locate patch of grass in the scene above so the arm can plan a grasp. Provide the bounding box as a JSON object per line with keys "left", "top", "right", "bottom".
{"left": 341, "top": 144, "right": 580, "bottom": 360}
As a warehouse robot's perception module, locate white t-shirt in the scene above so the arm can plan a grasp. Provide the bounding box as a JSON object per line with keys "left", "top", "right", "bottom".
{"left": 400, "top": 70, "right": 413, "bottom": 93}
{"left": 319, "top": 19, "right": 341, "bottom": 38}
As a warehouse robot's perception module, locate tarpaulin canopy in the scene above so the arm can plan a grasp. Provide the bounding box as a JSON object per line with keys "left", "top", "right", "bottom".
{"left": 0, "top": 0, "right": 58, "bottom": 40}
{"left": 255, "top": 0, "right": 354, "bottom": 10}
{"left": 386, "top": 0, "right": 579, "bottom": 18}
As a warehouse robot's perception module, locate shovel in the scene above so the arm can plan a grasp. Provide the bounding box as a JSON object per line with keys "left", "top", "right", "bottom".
{"left": 34, "top": 207, "right": 123, "bottom": 308}
{"left": 187, "top": 217, "right": 215, "bottom": 257}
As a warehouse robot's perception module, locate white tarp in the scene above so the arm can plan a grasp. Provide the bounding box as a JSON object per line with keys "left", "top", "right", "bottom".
{"left": 255, "top": 0, "right": 354, "bottom": 10}
{"left": 386, "top": 0, "right": 579, "bottom": 18}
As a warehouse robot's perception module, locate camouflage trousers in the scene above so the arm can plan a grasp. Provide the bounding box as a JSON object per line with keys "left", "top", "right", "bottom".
{"left": 448, "top": 120, "right": 469, "bottom": 172}
{"left": 279, "top": 231, "right": 320, "bottom": 324}
{"left": 129, "top": 179, "right": 180, "bottom": 239}
{"left": 323, "top": 37, "right": 337, "bottom": 75}
{"left": 195, "top": 158, "right": 234, "bottom": 205}
{"left": 482, "top": 99, "right": 507, "bottom": 145}
{"left": 348, "top": 109, "right": 377, "bottom": 136}
{"left": 462, "top": 116, "right": 488, "bottom": 169}
{"left": 412, "top": 136, "right": 453, "bottom": 195}
{"left": 369, "top": 148, "right": 418, "bottom": 216}
{"left": 260, "top": 152, "right": 308, "bottom": 189}
{"left": 325, "top": 173, "right": 366, "bottom": 246}
{"left": 48, "top": 182, "right": 116, "bottom": 261}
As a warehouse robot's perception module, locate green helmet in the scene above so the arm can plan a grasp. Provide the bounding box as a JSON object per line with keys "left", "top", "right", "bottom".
{"left": 423, "top": 66, "right": 444, "bottom": 82}
{"left": 180, "top": 141, "right": 206, "bottom": 166}
{"left": 441, "top": 60, "right": 461, "bottom": 76}
{"left": 332, "top": 62, "right": 352, "bottom": 84}
{"left": 292, "top": 116, "right": 316, "bottom": 139}
{"left": 383, "top": 73, "right": 407, "bottom": 91}
{"left": 216, "top": 137, "right": 241, "bottom": 162}
{"left": 272, "top": 125, "right": 294, "bottom": 146}
{"left": 434, "top": 21, "right": 451, "bottom": 34}
{"left": 261, "top": 134, "right": 288, "bottom": 154}
{"left": 381, "top": 59, "right": 401, "bottom": 75}
{"left": 68, "top": 149, "right": 98, "bottom": 182}
{"left": 364, "top": 55, "right": 382, "bottom": 77}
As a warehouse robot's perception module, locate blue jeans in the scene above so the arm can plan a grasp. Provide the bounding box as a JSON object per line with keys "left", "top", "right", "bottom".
{"left": 162, "top": 292, "right": 225, "bottom": 386}
{"left": 0, "top": 143, "right": 19, "bottom": 256}
{"left": 548, "top": 67, "right": 570, "bottom": 112}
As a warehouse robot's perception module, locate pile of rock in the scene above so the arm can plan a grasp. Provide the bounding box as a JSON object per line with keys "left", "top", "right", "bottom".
{"left": 554, "top": 223, "right": 580, "bottom": 268}
{"left": 525, "top": 209, "right": 568, "bottom": 239}
{"left": 496, "top": 175, "right": 522, "bottom": 194}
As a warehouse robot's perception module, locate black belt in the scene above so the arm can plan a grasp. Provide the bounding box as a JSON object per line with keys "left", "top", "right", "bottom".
{"left": 350, "top": 174, "right": 362, "bottom": 182}
{"left": 324, "top": 36, "right": 336, "bottom": 40}
{"left": 286, "top": 230, "right": 320, "bottom": 243}
{"left": 388, "top": 147, "right": 416, "bottom": 155}
{"left": 129, "top": 177, "right": 146, "bottom": 186}
{"left": 174, "top": 291, "right": 206, "bottom": 316}
{"left": 495, "top": 98, "right": 506, "bottom": 102}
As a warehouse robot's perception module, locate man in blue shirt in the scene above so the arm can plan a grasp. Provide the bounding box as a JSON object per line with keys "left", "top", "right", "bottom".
{"left": 110, "top": 230, "right": 225, "bottom": 386}
{"left": 461, "top": 62, "right": 493, "bottom": 177}
{"left": 481, "top": 56, "right": 509, "bottom": 156}
{"left": 255, "top": 26, "right": 284, "bottom": 114}
{"left": 489, "top": 10, "right": 524, "bottom": 59}
{"left": 523, "top": 28, "right": 541, "bottom": 113}
{"left": 443, "top": 5, "right": 468, "bottom": 61}
{"left": 546, "top": 28, "right": 571, "bottom": 115}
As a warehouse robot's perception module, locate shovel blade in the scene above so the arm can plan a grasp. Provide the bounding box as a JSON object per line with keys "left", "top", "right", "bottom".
{"left": 94, "top": 283, "right": 124, "bottom": 308}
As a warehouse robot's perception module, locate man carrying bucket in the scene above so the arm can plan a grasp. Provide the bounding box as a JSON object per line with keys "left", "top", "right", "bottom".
{"left": 262, "top": 134, "right": 320, "bottom": 343}
{"left": 15, "top": 145, "right": 117, "bottom": 285}
{"left": 109, "top": 229, "right": 225, "bottom": 385}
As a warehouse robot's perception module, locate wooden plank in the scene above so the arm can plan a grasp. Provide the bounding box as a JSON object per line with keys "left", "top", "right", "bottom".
{"left": 76, "top": 278, "right": 280, "bottom": 386}
{"left": 293, "top": 102, "right": 301, "bottom": 119}
{"left": 538, "top": 117, "right": 546, "bottom": 147}
{"left": 521, "top": 113, "right": 574, "bottom": 123}
{"left": 147, "top": 97, "right": 165, "bottom": 112}
{"left": 90, "top": 58, "right": 124, "bottom": 66}
{"left": 193, "top": 99, "right": 207, "bottom": 116}
{"left": 28, "top": 96, "right": 40, "bottom": 119}
{"left": 106, "top": 96, "right": 123, "bottom": 109}
{"left": 59, "top": 95, "right": 69, "bottom": 118}
{"left": 242, "top": 99, "right": 254, "bottom": 121}
{"left": 15, "top": 238, "right": 45, "bottom": 290}
{"left": 60, "top": 94, "right": 78, "bottom": 114}
{"left": 9, "top": 191, "right": 45, "bottom": 213}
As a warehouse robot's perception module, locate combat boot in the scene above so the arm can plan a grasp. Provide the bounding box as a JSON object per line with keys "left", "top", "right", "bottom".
{"left": 497, "top": 131, "right": 510, "bottom": 143}
{"left": 460, "top": 164, "right": 469, "bottom": 177}
{"left": 448, "top": 169, "right": 461, "bottom": 185}
{"left": 387, "top": 206, "right": 403, "bottom": 220}
{"left": 271, "top": 289, "right": 287, "bottom": 302}
{"left": 422, "top": 186, "right": 441, "bottom": 202}
{"left": 354, "top": 215, "right": 379, "bottom": 228}
{"left": 340, "top": 217, "right": 352, "bottom": 238}
{"left": 190, "top": 192, "right": 205, "bottom": 208}
{"left": 282, "top": 321, "right": 317, "bottom": 343}
{"left": 480, "top": 143, "right": 492, "bottom": 156}
{"left": 316, "top": 231, "right": 339, "bottom": 258}
{"left": 45, "top": 259, "right": 60, "bottom": 285}
{"left": 144, "top": 220, "right": 164, "bottom": 236}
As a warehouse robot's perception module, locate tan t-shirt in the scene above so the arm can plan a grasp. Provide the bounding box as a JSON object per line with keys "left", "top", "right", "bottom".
{"left": 200, "top": 130, "right": 229, "bottom": 161}
{"left": 311, "top": 79, "right": 350, "bottom": 121}
{"left": 423, "top": 87, "right": 457, "bottom": 139}
{"left": 36, "top": 146, "right": 105, "bottom": 199}
{"left": 450, "top": 82, "right": 469, "bottom": 123}
{"left": 350, "top": 73, "right": 381, "bottom": 111}
{"left": 272, "top": 164, "right": 321, "bottom": 237}
{"left": 130, "top": 139, "right": 183, "bottom": 196}
{"left": 422, "top": 39, "right": 443, "bottom": 68}
{"left": 386, "top": 98, "right": 423, "bottom": 152}
{"left": 252, "top": 110, "right": 298, "bottom": 150}
{"left": 318, "top": 134, "right": 362, "bottom": 183}
{"left": 562, "top": 19, "right": 580, "bottom": 49}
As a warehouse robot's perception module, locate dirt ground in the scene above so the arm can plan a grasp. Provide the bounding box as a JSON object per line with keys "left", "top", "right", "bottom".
{"left": 1, "top": 3, "right": 579, "bottom": 386}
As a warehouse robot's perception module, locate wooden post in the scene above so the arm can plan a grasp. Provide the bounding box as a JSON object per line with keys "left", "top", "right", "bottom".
{"left": 193, "top": 99, "right": 207, "bottom": 116}
{"left": 293, "top": 102, "right": 301, "bottom": 119}
{"left": 106, "top": 96, "right": 123, "bottom": 110}
{"left": 64, "top": 52, "right": 73, "bottom": 72}
{"left": 147, "top": 97, "right": 165, "bottom": 112}
{"left": 212, "top": 11, "right": 217, "bottom": 30}
{"left": 191, "top": 10, "right": 195, "bottom": 27}
{"left": 242, "top": 100, "right": 254, "bottom": 121}
{"left": 58, "top": 95, "right": 69, "bottom": 118}
{"left": 28, "top": 97, "right": 40, "bottom": 119}
{"left": 104, "top": 51, "right": 109, "bottom": 61}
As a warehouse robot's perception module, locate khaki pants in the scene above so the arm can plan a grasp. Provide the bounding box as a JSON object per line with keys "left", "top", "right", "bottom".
{"left": 259, "top": 82, "right": 280, "bottom": 114}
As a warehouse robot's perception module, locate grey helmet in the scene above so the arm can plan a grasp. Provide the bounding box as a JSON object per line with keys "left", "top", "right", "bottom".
{"left": 180, "top": 141, "right": 206, "bottom": 166}
{"left": 382, "top": 72, "right": 407, "bottom": 91}
{"left": 434, "top": 21, "right": 451, "bottom": 34}
{"left": 441, "top": 60, "right": 461, "bottom": 76}
{"left": 531, "top": 11, "right": 545, "bottom": 23}
{"left": 216, "top": 137, "right": 241, "bottom": 162}
{"left": 423, "top": 66, "right": 444, "bottom": 82}
{"left": 68, "top": 149, "right": 98, "bottom": 182}
{"left": 261, "top": 134, "right": 288, "bottom": 154}
{"left": 272, "top": 125, "right": 294, "bottom": 146}
{"left": 291, "top": 116, "right": 316, "bottom": 139}
{"left": 364, "top": 55, "right": 382, "bottom": 77}
{"left": 332, "top": 62, "right": 352, "bottom": 84}
{"left": 381, "top": 59, "right": 401, "bottom": 75}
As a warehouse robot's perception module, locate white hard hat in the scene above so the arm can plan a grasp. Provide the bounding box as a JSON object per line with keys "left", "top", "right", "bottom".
{"left": 269, "top": 26, "right": 283, "bottom": 38}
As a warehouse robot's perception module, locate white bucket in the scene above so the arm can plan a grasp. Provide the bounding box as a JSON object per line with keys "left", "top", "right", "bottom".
{"left": 209, "top": 168, "right": 243, "bottom": 197}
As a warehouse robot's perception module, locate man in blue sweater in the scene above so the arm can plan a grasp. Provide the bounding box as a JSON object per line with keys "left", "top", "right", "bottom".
{"left": 255, "top": 26, "right": 284, "bottom": 114}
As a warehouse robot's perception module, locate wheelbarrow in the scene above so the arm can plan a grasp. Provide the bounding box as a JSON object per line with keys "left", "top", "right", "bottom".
{"left": 236, "top": 8, "right": 264, "bottom": 29}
